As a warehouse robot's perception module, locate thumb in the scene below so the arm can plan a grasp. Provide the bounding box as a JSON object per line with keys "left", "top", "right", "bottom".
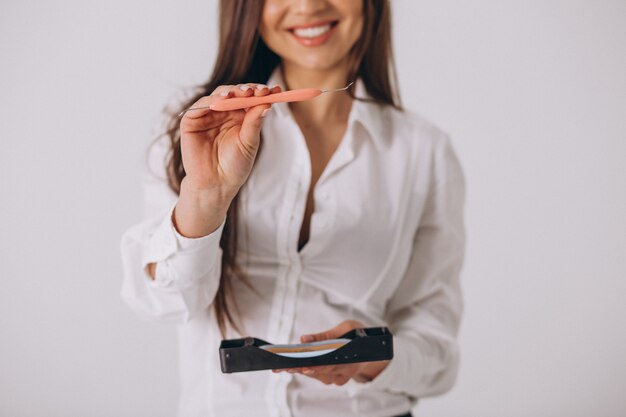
{"left": 239, "top": 104, "right": 271, "bottom": 149}
{"left": 301, "top": 328, "right": 340, "bottom": 343}
{"left": 301, "top": 320, "right": 363, "bottom": 343}
{"left": 301, "top": 333, "right": 327, "bottom": 343}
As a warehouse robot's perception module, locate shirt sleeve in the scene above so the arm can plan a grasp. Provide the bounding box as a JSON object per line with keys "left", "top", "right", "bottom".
{"left": 119, "top": 137, "right": 225, "bottom": 323}
{"left": 356, "top": 134, "right": 466, "bottom": 399}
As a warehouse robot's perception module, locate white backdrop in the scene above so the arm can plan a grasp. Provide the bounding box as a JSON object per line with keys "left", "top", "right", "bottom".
{"left": 1, "top": 1, "right": 624, "bottom": 416}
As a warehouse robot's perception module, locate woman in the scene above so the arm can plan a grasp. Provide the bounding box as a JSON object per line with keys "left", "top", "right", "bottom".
{"left": 120, "top": 0, "right": 465, "bottom": 416}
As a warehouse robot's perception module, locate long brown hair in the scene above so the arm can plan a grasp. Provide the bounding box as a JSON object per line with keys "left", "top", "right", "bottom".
{"left": 156, "top": 0, "right": 400, "bottom": 339}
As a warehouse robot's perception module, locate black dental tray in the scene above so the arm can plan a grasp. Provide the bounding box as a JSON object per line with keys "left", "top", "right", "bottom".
{"left": 219, "top": 326, "right": 393, "bottom": 373}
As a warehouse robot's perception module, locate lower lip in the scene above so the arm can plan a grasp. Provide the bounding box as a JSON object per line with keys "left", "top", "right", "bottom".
{"left": 289, "top": 23, "right": 337, "bottom": 47}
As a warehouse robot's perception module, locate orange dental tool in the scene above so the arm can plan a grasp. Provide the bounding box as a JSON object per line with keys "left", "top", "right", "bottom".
{"left": 178, "top": 82, "right": 354, "bottom": 117}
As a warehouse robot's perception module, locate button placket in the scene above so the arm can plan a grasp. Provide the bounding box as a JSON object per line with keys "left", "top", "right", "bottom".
{"left": 266, "top": 141, "right": 307, "bottom": 417}
{"left": 306, "top": 184, "right": 336, "bottom": 245}
{"left": 279, "top": 169, "right": 306, "bottom": 342}
{"left": 278, "top": 131, "right": 310, "bottom": 417}
{"left": 267, "top": 171, "right": 299, "bottom": 341}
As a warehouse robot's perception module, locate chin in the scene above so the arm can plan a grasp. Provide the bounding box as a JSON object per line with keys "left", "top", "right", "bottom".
{"left": 286, "top": 52, "right": 344, "bottom": 73}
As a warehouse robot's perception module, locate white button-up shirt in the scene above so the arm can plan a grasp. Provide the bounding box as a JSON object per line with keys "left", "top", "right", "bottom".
{"left": 120, "top": 69, "right": 466, "bottom": 417}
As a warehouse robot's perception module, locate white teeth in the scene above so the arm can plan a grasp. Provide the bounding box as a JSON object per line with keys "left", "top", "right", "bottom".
{"left": 293, "top": 24, "right": 332, "bottom": 38}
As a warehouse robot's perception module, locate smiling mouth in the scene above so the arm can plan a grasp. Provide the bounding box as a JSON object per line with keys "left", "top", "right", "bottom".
{"left": 289, "top": 21, "right": 338, "bottom": 38}
{"left": 286, "top": 21, "right": 339, "bottom": 47}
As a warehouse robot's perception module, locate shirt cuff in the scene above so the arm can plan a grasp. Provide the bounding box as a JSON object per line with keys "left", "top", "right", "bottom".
{"left": 141, "top": 202, "right": 226, "bottom": 289}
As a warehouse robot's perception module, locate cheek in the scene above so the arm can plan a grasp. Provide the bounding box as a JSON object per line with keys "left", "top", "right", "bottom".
{"left": 338, "top": 0, "right": 364, "bottom": 36}
{"left": 348, "top": 15, "right": 364, "bottom": 43}
{"left": 336, "top": 12, "right": 364, "bottom": 52}
{"left": 259, "top": 2, "right": 281, "bottom": 41}
{"left": 348, "top": 25, "right": 362, "bottom": 49}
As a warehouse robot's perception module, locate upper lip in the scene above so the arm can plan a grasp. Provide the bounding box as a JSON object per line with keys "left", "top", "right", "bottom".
{"left": 287, "top": 20, "right": 338, "bottom": 31}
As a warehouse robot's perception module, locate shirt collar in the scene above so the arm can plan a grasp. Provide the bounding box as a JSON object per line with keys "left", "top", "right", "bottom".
{"left": 266, "top": 67, "right": 387, "bottom": 151}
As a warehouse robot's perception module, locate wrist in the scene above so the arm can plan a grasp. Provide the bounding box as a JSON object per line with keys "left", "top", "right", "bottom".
{"left": 353, "top": 360, "right": 390, "bottom": 383}
{"left": 180, "top": 177, "right": 235, "bottom": 208}
{"left": 175, "top": 179, "right": 232, "bottom": 238}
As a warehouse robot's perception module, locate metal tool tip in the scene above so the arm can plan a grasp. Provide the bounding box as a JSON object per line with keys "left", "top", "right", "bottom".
{"left": 321, "top": 81, "right": 356, "bottom": 93}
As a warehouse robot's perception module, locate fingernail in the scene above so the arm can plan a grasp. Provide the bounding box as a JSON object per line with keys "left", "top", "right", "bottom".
{"left": 256, "top": 84, "right": 268, "bottom": 90}
{"left": 303, "top": 369, "right": 313, "bottom": 375}
{"left": 219, "top": 91, "right": 229, "bottom": 97}
{"left": 240, "top": 85, "right": 252, "bottom": 91}
{"left": 261, "top": 108, "right": 271, "bottom": 118}
{"left": 271, "top": 85, "right": 280, "bottom": 89}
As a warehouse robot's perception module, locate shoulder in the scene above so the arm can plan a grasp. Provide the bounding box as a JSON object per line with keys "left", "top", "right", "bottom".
{"left": 378, "top": 105, "right": 464, "bottom": 188}
{"left": 374, "top": 105, "right": 458, "bottom": 166}
{"left": 383, "top": 106, "right": 451, "bottom": 150}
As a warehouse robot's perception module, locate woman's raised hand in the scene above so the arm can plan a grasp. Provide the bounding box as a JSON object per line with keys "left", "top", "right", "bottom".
{"left": 174, "top": 83, "right": 281, "bottom": 238}
{"left": 180, "top": 83, "right": 281, "bottom": 199}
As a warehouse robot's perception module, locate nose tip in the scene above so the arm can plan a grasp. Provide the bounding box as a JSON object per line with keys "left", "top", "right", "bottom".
{"left": 292, "top": 0, "right": 327, "bottom": 14}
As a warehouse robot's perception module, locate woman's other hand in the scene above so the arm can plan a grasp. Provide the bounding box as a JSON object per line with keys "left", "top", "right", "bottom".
{"left": 272, "top": 320, "right": 390, "bottom": 386}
